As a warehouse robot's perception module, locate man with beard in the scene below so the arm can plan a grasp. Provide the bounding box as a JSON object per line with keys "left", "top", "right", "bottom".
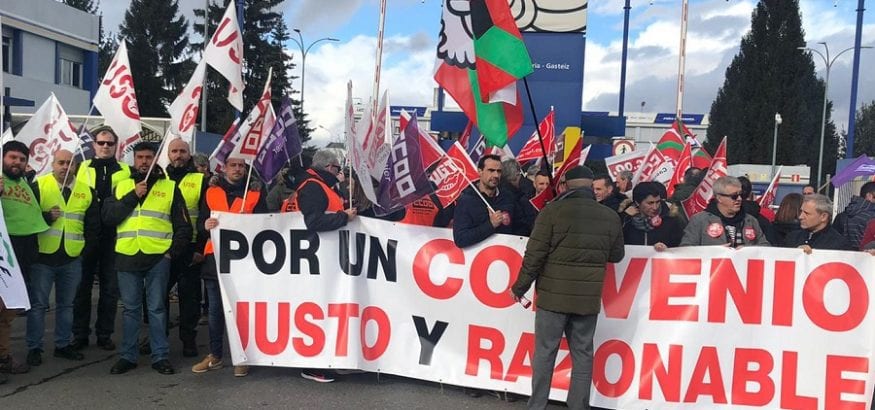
{"left": 102, "top": 142, "right": 192, "bottom": 375}
{"left": 783, "top": 194, "right": 851, "bottom": 251}
{"left": 72, "top": 126, "right": 133, "bottom": 351}
{"left": 453, "top": 155, "right": 517, "bottom": 248}
{"left": 623, "top": 182, "right": 684, "bottom": 250}
{"left": 0, "top": 141, "right": 50, "bottom": 381}
{"left": 681, "top": 176, "right": 770, "bottom": 247}
{"left": 192, "top": 156, "right": 266, "bottom": 378}
{"left": 164, "top": 139, "right": 208, "bottom": 357}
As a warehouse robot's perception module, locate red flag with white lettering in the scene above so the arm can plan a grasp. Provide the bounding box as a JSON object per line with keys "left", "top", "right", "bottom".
{"left": 666, "top": 141, "right": 693, "bottom": 198}
{"left": 429, "top": 141, "right": 479, "bottom": 207}
{"left": 516, "top": 110, "right": 555, "bottom": 163}
{"left": 758, "top": 167, "right": 782, "bottom": 209}
{"left": 682, "top": 137, "right": 728, "bottom": 218}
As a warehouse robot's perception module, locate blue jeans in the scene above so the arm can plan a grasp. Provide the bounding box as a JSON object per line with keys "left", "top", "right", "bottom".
{"left": 204, "top": 279, "right": 225, "bottom": 359}
{"left": 117, "top": 258, "right": 170, "bottom": 363}
{"left": 26, "top": 260, "right": 83, "bottom": 351}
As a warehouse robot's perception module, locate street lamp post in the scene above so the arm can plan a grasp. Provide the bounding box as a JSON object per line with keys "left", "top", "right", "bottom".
{"left": 772, "top": 113, "right": 782, "bottom": 178}
{"left": 290, "top": 29, "right": 339, "bottom": 115}
{"left": 798, "top": 42, "right": 864, "bottom": 189}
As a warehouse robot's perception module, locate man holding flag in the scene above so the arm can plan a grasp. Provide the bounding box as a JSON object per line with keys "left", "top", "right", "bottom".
{"left": 453, "top": 154, "right": 517, "bottom": 249}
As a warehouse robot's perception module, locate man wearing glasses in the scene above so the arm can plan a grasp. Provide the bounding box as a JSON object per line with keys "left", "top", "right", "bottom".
{"left": 72, "top": 126, "right": 133, "bottom": 351}
{"left": 680, "top": 176, "right": 770, "bottom": 247}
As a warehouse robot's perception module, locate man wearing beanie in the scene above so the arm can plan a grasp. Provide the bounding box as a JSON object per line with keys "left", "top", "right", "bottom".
{"left": 512, "top": 165, "right": 625, "bottom": 410}
{"left": 623, "top": 181, "right": 684, "bottom": 250}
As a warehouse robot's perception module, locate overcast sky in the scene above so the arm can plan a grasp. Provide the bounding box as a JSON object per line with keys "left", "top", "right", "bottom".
{"left": 97, "top": 0, "right": 875, "bottom": 147}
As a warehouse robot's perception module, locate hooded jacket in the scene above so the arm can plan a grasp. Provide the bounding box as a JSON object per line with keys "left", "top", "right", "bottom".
{"left": 835, "top": 196, "right": 875, "bottom": 249}
{"left": 680, "top": 200, "right": 770, "bottom": 247}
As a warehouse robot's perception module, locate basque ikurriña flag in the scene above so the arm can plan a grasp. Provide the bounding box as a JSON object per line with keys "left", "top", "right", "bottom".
{"left": 434, "top": 0, "right": 533, "bottom": 147}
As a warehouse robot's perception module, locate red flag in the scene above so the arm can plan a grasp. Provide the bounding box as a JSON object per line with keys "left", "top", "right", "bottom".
{"left": 530, "top": 142, "right": 590, "bottom": 211}
{"left": 666, "top": 142, "right": 693, "bottom": 198}
{"left": 529, "top": 187, "right": 554, "bottom": 211}
{"left": 516, "top": 111, "right": 555, "bottom": 163}
{"left": 682, "top": 137, "right": 728, "bottom": 217}
{"left": 429, "top": 141, "right": 480, "bottom": 207}
{"left": 758, "top": 167, "right": 782, "bottom": 209}
{"left": 632, "top": 128, "right": 686, "bottom": 185}
{"left": 691, "top": 146, "right": 713, "bottom": 170}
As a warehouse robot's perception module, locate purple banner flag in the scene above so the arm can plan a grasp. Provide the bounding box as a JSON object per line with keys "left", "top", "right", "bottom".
{"left": 376, "top": 112, "right": 434, "bottom": 212}
{"left": 832, "top": 155, "right": 875, "bottom": 187}
{"left": 210, "top": 117, "right": 242, "bottom": 173}
{"left": 255, "top": 97, "right": 302, "bottom": 182}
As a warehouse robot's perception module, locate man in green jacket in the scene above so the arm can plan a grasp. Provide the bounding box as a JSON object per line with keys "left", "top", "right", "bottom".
{"left": 512, "top": 165, "right": 625, "bottom": 410}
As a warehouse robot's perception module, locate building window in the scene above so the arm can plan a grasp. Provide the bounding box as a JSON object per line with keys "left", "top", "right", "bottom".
{"left": 60, "top": 58, "right": 82, "bottom": 88}
{"left": 2, "top": 36, "right": 10, "bottom": 73}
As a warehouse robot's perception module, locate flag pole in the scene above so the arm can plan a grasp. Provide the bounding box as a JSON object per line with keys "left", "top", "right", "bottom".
{"left": 522, "top": 77, "right": 555, "bottom": 189}
{"left": 675, "top": 0, "right": 689, "bottom": 121}
{"left": 198, "top": 0, "right": 210, "bottom": 154}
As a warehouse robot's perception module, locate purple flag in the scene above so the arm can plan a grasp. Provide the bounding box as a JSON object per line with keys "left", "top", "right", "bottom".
{"left": 832, "top": 155, "right": 875, "bottom": 187}
{"left": 255, "top": 97, "right": 302, "bottom": 182}
{"left": 210, "top": 117, "right": 242, "bottom": 173}
{"left": 376, "top": 112, "right": 434, "bottom": 212}
{"left": 468, "top": 133, "right": 486, "bottom": 165}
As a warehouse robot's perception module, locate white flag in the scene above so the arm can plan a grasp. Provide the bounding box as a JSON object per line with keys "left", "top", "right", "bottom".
{"left": 93, "top": 41, "right": 142, "bottom": 159}
{"left": 228, "top": 70, "right": 275, "bottom": 162}
{"left": 14, "top": 94, "right": 79, "bottom": 176}
{"left": 203, "top": 2, "right": 244, "bottom": 111}
{"left": 157, "top": 61, "right": 207, "bottom": 169}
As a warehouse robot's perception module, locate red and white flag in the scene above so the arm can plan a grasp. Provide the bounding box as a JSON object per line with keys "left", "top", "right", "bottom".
{"left": 516, "top": 110, "right": 555, "bottom": 163}
{"left": 13, "top": 94, "right": 79, "bottom": 176}
{"left": 604, "top": 149, "right": 647, "bottom": 182}
{"left": 666, "top": 141, "right": 693, "bottom": 198}
{"left": 457, "top": 121, "right": 473, "bottom": 150}
{"left": 93, "top": 41, "right": 141, "bottom": 159}
{"left": 203, "top": 1, "right": 244, "bottom": 111}
{"left": 758, "top": 167, "right": 783, "bottom": 209}
{"left": 228, "top": 70, "right": 275, "bottom": 162}
{"left": 682, "top": 137, "right": 728, "bottom": 218}
{"left": 348, "top": 89, "right": 390, "bottom": 203}
{"left": 209, "top": 117, "right": 242, "bottom": 173}
{"left": 530, "top": 142, "right": 590, "bottom": 211}
{"left": 428, "top": 141, "right": 479, "bottom": 207}
{"left": 157, "top": 60, "right": 207, "bottom": 169}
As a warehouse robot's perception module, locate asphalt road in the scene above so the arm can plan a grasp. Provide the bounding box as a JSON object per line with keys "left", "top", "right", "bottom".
{"left": 1, "top": 290, "right": 565, "bottom": 409}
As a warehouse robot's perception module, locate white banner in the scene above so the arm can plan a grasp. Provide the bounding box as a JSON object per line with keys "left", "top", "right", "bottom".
{"left": 0, "top": 204, "right": 30, "bottom": 310}
{"left": 203, "top": 2, "right": 244, "bottom": 111}
{"left": 93, "top": 41, "right": 142, "bottom": 159}
{"left": 212, "top": 214, "right": 875, "bottom": 408}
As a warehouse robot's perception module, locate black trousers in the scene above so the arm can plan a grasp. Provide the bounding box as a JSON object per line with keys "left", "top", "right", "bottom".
{"left": 73, "top": 235, "right": 118, "bottom": 341}
{"left": 165, "top": 244, "right": 201, "bottom": 344}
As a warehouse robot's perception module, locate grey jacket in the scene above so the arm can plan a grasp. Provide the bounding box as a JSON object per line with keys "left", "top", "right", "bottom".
{"left": 680, "top": 208, "right": 770, "bottom": 247}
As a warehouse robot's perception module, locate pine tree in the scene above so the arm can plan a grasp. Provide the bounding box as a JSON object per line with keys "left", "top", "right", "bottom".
{"left": 62, "top": 0, "right": 99, "bottom": 14}
{"left": 706, "top": 0, "right": 839, "bottom": 182}
{"left": 850, "top": 101, "right": 875, "bottom": 157}
{"left": 119, "top": 0, "right": 194, "bottom": 117}
{"left": 98, "top": 31, "right": 119, "bottom": 78}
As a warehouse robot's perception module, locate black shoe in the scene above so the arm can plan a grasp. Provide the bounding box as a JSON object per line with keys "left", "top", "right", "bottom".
{"left": 182, "top": 341, "right": 198, "bottom": 358}
{"left": 110, "top": 359, "right": 137, "bottom": 374}
{"left": 70, "top": 338, "right": 89, "bottom": 350}
{"left": 54, "top": 346, "right": 85, "bottom": 361}
{"left": 151, "top": 359, "right": 176, "bottom": 375}
{"left": 26, "top": 349, "right": 42, "bottom": 367}
{"left": 96, "top": 338, "right": 115, "bottom": 351}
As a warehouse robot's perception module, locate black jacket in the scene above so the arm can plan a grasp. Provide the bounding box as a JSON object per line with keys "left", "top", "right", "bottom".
{"left": 782, "top": 226, "right": 853, "bottom": 251}
{"left": 296, "top": 168, "right": 348, "bottom": 232}
{"left": 101, "top": 168, "right": 193, "bottom": 272}
{"left": 453, "top": 184, "right": 517, "bottom": 248}
{"left": 772, "top": 220, "right": 801, "bottom": 246}
{"left": 600, "top": 190, "right": 629, "bottom": 213}
{"left": 87, "top": 157, "right": 133, "bottom": 201}
{"left": 500, "top": 181, "right": 537, "bottom": 237}
{"left": 622, "top": 209, "right": 684, "bottom": 247}
{"left": 199, "top": 176, "right": 268, "bottom": 280}
{"left": 167, "top": 161, "right": 209, "bottom": 250}
{"left": 742, "top": 200, "right": 779, "bottom": 246}
{"left": 835, "top": 196, "right": 875, "bottom": 249}
{"left": 30, "top": 179, "right": 101, "bottom": 266}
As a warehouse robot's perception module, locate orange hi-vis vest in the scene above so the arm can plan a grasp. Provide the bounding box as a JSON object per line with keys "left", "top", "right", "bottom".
{"left": 400, "top": 197, "right": 440, "bottom": 226}
{"left": 282, "top": 169, "right": 344, "bottom": 213}
{"left": 203, "top": 185, "right": 261, "bottom": 256}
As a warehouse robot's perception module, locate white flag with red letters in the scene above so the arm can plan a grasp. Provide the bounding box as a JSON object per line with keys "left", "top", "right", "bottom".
{"left": 203, "top": 2, "right": 244, "bottom": 111}
{"left": 13, "top": 94, "right": 79, "bottom": 176}
{"left": 92, "top": 41, "right": 142, "bottom": 159}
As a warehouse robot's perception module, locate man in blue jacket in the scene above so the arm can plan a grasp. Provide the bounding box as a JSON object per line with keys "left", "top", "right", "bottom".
{"left": 453, "top": 154, "right": 517, "bottom": 248}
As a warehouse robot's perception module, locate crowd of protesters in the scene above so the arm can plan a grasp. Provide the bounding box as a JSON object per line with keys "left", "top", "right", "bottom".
{"left": 3, "top": 128, "right": 875, "bottom": 410}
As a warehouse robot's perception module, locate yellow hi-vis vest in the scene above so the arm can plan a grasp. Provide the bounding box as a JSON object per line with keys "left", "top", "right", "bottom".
{"left": 76, "top": 159, "right": 131, "bottom": 191}
{"left": 36, "top": 174, "right": 92, "bottom": 257}
{"left": 176, "top": 173, "right": 203, "bottom": 243}
{"left": 115, "top": 178, "right": 175, "bottom": 256}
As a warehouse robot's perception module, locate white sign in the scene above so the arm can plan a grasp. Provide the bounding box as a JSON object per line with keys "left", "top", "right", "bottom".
{"left": 0, "top": 203, "right": 30, "bottom": 310}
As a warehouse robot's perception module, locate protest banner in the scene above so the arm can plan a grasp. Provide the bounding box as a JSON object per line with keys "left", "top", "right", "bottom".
{"left": 211, "top": 213, "right": 875, "bottom": 407}
{"left": 0, "top": 204, "right": 30, "bottom": 310}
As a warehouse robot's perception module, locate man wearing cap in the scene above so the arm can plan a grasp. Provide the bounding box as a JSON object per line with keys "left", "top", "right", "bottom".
{"left": 72, "top": 125, "right": 133, "bottom": 351}
{"left": 680, "top": 176, "right": 770, "bottom": 247}
{"left": 512, "top": 165, "right": 625, "bottom": 410}
{"left": 101, "top": 142, "right": 192, "bottom": 375}
{"left": 26, "top": 150, "right": 99, "bottom": 367}
{"left": 164, "top": 139, "right": 208, "bottom": 357}
{"left": 0, "top": 141, "right": 50, "bottom": 382}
